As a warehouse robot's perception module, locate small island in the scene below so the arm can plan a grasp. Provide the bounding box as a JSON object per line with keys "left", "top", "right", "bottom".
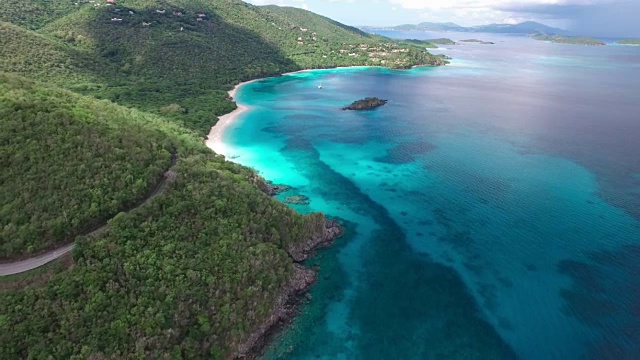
{"left": 531, "top": 33, "right": 605, "bottom": 46}
{"left": 343, "top": 97, "right": 388, "bottom": 111}
{"left": 460, "top": 39, "right": 494, "bottom": 45}
{"left": 616, "top": 39, "right": 640, "bottom": 46}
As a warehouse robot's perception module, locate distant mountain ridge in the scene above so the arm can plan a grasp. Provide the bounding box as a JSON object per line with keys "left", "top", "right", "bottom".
{"left": 363, "top": 21, "right": 568, "bottom": 35}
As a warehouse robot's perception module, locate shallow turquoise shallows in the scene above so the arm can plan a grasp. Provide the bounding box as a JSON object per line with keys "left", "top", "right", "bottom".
{"left": 219, "top": 33, "right": 640, "bottom": 359}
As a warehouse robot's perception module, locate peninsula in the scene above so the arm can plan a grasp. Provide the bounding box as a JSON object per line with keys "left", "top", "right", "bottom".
{"left": 426, "top": 38, "right": 457, "bottom": 45}
{"left": 343, "top": 97, "right": 389, "bottom": 110}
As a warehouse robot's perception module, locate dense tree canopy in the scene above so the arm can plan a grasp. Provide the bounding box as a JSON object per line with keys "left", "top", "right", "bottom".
{"left": 0, "top": 74, "right": 180, "bottom": 258}
{"left": 0, "top": 154, "right": 328, "bottom": 359}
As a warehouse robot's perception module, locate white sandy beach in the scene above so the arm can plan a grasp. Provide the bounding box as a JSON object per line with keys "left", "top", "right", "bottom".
{"left": 205, "top": 79, "right": 258, "bottom": 155}
{"left": 205, "top": 70, "right": 317, "bottom": 155}
{"left": 206, "top": 67, "right": 375, "bottom": 155}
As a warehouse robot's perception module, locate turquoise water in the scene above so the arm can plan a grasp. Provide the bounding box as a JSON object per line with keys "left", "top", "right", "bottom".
{"left": 218, "top": 34, "right": 640, "bottom": 359}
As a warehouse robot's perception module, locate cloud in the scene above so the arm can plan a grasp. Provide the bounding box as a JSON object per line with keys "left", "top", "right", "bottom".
{"left": 386, "top": 0, "right": 635, "bottom": 31}
{"left": 388, "top": 0, "right": 615, "bottom": 10}
{"left": 246, "top": 0, "right": 640, "bottom": 36}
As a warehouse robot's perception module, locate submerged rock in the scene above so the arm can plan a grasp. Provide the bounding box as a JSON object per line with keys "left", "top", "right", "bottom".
{"left": 270, "top": 184, "right": 292, "bottom": 195}
{"left": 284, "top": 195, "right": 310, "bottom": 205}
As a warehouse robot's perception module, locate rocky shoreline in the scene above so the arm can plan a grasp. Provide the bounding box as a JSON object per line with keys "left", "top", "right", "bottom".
{"left": 232, "top": 220, "right": 343, "bottom": 360}
{"left": 230, "top": 177, "right": 343, "bottom": 359}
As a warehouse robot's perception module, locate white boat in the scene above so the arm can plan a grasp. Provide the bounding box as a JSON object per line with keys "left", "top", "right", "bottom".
{"left": 318, "top": 83, "right": 323, "bottom": 89}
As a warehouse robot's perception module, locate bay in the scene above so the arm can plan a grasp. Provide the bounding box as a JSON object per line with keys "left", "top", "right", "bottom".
{"left": 218, "top": 32, "right": 640, "bottom": 359}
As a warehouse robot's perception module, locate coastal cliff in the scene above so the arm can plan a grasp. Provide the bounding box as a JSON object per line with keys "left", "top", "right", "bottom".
{"left": 233, "top": 219, "right": 343, "bottom": 359}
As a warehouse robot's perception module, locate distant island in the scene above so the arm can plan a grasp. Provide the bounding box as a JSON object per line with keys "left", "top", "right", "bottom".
{"left": 531, "top": 33, "right": 606, "bottom": 46}
{"left": 343, "top": 97, "right": 388, "bottom": 110}
{"left": 616, "top": 39, "right": 640, "bottom": 46}
{"left": 362, "top": 21, "right": 568, "bottom": 35}
{"left": 460, "top": 39, "right": 494, "bottom": 45}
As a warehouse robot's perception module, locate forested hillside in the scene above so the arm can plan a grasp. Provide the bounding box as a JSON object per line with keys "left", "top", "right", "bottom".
{"left": 0, "top": 74, "right": 175, "bottom": 258}
{"left": 1, "top": 0, "right": 446, "bottom": 135}
{"left": 0, "top": 0, "right": 444, "bottom": 358}
{"left": 0, "top": 131, "right": 332, "bottom": 359}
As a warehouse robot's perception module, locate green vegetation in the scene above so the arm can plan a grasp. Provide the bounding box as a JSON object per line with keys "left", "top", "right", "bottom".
{"left": 616, "top": 39, "right": 640, "bottom": 46}
{"left": 0, "top": 0, "right": 446, "bottom": 136}
{"left": 0, "top": 149, "right": 330, "bottom": 359}
{"left": 399, "top": 39, "right": 438, "bottom": 48}
{"left": 0, "top": 0, "right": 80, "bottom": 29}
{"left": 0, "top": 0, "right": 443, "bottom": 357}
{"left": 425, "top": 38, "right": 456, "bottom": 45}
{"left": 343, "top": 97, "right": 388, "bottom": 111}
{"left": 531, "top": 33, "right": 605, "bottom": 46}
{"left": 0, "top": 74, "right": 185, "bottom": 258}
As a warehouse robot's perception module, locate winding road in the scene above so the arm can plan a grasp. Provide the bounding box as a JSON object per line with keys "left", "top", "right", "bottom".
{"left": 0, "top": 156, "right": 177, "bottom": 277}
{"left": 0, "top": 244, "right": 75, "bottom": 276}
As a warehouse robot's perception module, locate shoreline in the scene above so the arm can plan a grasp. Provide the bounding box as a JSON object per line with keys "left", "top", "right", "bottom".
{"left": 205, "top": 66, "right": 385, "bottom": 155}
{"left": 206, "top": 64, "right": 439, "bottom": 359}
{"left": 205, "top": 78, "right": 259, "bottom": 154}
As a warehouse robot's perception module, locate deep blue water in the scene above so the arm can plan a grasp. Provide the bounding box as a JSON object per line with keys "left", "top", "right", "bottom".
{"left": 216, "top": 33, "right": 640, "bottom": 359}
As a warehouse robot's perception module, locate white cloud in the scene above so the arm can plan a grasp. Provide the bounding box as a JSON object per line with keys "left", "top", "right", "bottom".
{"left": 388, "top": 0, "right": 609, "bottom": 10}
{"left": 386, "top": 0, "right": 618, "bottom": 26}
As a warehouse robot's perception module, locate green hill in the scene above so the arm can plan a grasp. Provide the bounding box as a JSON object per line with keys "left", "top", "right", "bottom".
{"left": 0, "top": 0, "right": 81, "bottom": 29}
{"left": 0, "top": 74, "right": 180, "bottom": 258}
{"left": 0, "top": 22, "right": 104, "bottom": 85}
{"left": 0, "top": 0, "right": 446, "bottom": 136}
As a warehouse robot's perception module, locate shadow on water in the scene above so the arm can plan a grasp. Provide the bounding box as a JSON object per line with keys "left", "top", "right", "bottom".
{"left": 266, "top": 136, "right": 516, "bottom": 359}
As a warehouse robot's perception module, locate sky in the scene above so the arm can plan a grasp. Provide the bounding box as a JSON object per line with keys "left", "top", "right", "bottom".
{"left": 247, "top": 0, "right": 640, "bottom": 37}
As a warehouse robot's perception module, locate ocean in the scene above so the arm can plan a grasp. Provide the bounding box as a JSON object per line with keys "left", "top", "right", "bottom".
{"left": 217, "top": 32, "right": 640, "bottom": 359}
